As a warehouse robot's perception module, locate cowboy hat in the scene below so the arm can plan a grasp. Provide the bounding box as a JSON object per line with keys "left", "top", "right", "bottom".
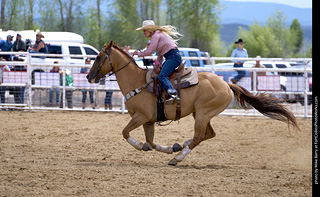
{"left": 136, "top": 20, "right": 160, "bottom": 31}
{"left": 234, "top": 39, "right": 245, "bottom": 44}
{"left": 36, "top": 32, "right": 45, "bottom": 38}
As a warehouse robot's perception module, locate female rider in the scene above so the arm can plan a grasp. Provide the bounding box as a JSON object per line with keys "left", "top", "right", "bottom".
{"left": 132, "top": 20, "right": 183, "bottom": 103}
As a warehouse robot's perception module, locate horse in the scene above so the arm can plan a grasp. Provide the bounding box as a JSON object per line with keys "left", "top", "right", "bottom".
{"left": 87, "top": 41, "right": 299, "bottom": 166}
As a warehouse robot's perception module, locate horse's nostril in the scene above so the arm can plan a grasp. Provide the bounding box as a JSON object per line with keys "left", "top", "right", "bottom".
{"left": 86, "top": 74, "right": 89, "bottom": 79}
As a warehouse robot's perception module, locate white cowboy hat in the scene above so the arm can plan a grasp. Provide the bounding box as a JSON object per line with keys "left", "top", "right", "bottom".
{"left": 136, "top": 20, "right": 160, "bottom": 31}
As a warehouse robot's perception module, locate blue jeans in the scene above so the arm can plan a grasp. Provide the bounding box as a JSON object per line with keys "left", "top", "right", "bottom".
{"left": 49, "top": 88, "right": 60, "bottom": 103}
{"left": 105, "top": 91, "right": 113, "bottom": 104}
{"left": 159, "top": 49, "right": 182, "bottom": 91}
{"left": 82, "top": 90, "right": 94, "bottom": 103}
{"left": 0, "top": 86, "right": 7, "bottom": 103}
{"left": 30, "top": 50, "right": 46, "bottom": 59}
{"left": 233, "top": 63, "right": 246, "bottom": 82}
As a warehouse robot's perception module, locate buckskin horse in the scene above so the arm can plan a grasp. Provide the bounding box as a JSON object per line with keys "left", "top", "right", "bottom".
{"left": 86, "top": 41, "right": 299, "bottom": 166}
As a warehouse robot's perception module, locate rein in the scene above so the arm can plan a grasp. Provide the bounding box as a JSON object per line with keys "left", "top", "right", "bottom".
{"left": 97, "top": 45, "right": 150, "bottom": 102}
{"left": 97, "top": 46, "right": 135, "bottom": 78}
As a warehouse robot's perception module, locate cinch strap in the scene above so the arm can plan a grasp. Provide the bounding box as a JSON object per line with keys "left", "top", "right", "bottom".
{"left": 124, "top": 83, "right": 149, "bottom": 101}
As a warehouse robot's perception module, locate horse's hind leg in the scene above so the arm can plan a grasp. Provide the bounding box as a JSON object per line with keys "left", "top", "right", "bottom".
{"left": 168, "top": 114, "right": 210, "bottom": 165}
{"left": 182, "top": 113, "right": 216, "bottom": 148}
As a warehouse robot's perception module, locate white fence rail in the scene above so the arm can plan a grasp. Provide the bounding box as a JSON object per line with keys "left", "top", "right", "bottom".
{"left": 0, "top": 52, "right": 312, "bottom": 117}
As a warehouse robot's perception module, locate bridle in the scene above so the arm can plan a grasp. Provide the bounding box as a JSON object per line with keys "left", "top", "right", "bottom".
{"left": 95, "top": 46, "right": 134, "bottom": 78}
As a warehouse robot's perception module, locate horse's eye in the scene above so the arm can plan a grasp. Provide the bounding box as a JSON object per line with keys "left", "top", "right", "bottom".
{"left": 96, "top": 56, "right": 101, "bottom": 61}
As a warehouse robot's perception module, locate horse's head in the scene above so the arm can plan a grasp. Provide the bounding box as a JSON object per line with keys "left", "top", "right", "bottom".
{"left": 87, "top": 40, "right": 115, "bottom": 83}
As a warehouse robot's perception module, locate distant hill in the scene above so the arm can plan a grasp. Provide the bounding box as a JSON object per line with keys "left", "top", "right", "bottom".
{"left": 219, "top": 23, "right": 312, "bottom": 46}
{"left": 218, "top": 1, "right": 312, "bottom": 46}
{"left": 220, "top": 1, "right": 312, "bottom": 26}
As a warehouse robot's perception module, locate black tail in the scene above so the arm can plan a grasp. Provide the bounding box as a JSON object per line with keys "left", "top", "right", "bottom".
{"left": 228, "top": 83, "right": 299, "bottom": 130}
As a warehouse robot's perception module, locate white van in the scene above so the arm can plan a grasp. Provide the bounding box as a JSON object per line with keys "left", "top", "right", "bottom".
{"left": 13, "top": 42, "right": 99, "bottom": 82}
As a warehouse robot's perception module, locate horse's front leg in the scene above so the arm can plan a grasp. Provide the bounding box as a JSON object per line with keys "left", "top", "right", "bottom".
{"left": 142, "top": 122, "right": 156, "bottom": 151}
{"left": 142, "top": 122, "right": 183, "bottom": 154}
{"left": 123, "top": 114, "right": 149, "bottom": 151}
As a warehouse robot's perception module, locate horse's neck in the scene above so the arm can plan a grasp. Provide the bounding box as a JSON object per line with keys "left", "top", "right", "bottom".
{"left": 112, "top": 52, "right": 146, "bottom": 95}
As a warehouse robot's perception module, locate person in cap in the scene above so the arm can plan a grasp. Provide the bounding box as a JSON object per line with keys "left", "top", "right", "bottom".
{"left": 0, "top": 35, "right": 14, "bottom": 60}
{"left": 80, "top": 58, "right": 95, "bottom": 109}
{"left": 29, "top": 32, "right": 47, "bottom": 54}
{"left": 142, "top": 40, "right": 155, "bottom": 66}
{"left": 48, "top": 61, "right": 61, "bottom": 106}
{"left": 230, "top": 38, "right": 248, "bottom": 84}
{"left": 13, "top": 34, "right": 26, "bottom": 52}
{"left": 132, "top": 20, "right": 183, "bottom": 103}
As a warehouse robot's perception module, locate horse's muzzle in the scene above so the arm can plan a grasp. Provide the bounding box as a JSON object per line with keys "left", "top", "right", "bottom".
{"left": 86, "top": 73, "right": 100, "bottom": 83}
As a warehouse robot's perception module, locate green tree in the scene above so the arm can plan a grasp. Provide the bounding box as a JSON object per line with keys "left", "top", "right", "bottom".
{"left": 232, "top": 10, "right": 302, "bottom": 58}
{"left": 105, "top": 0, "right": 142, "bottom": 48}
{"left": 235, "top": 22, "right": 283, "bottom": 58}
{"left": 38, "top": 0, "right": 60, "bottom": 31}
{"left": 266, "top": 10, "right": 296, "bottom": 57}
{"left": 290, "top": 19, "right": 304, "bottom": 54}
{"left": 166, "top": 0, "right": 222, "bottom": 55}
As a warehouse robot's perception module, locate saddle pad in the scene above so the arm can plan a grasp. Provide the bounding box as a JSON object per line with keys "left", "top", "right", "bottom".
{"left": 146, "top": 67, "right": 199, "bottom": 92}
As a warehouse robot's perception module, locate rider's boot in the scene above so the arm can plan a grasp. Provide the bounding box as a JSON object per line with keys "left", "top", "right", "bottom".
{"left": 165, "top": 89, "right": 180, "bottom": 105}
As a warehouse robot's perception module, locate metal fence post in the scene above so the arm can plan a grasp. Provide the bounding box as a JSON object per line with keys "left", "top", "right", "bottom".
{"left": 27, "top": 52, "right": 32, "bottom": 111}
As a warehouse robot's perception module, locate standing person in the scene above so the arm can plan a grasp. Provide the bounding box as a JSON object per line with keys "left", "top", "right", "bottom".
{"left": 80, "top": 58, "right": 95, "bottom": 109}
{"left": 104, "top": 91, "right": 113, "bottom": 110}
{"left": 49, "top": 61, "right": 61, "bottom": 106}
{"left": 230, "top": 39, "right": 248, "bottom": 84}
{"left": 59, "top": 69, "right": 73, "bottom": 109}
{"left": 0, "top": 63, "right": 10, "bottom": 103}
{"left": 132, "top": 20, "right": 183, "bottom": 103}
{"left": 0, "top": 35, "right": 14, "bottom": 61}
{"left": 12, "top": 34, "right": 26, "bottom": 52}
{"left": 251, "top": 56, "right": 266, "bottom": 90}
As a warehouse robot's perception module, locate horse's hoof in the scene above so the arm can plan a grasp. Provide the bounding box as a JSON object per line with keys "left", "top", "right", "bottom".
{"left": 168, "top": 159, "right": 178, "bottom": 166}
{"left": 142, "top": 142, "right": 153, "bottom": 151}
{"left": 172, "top": 143, "right": 182, "bottom": 152}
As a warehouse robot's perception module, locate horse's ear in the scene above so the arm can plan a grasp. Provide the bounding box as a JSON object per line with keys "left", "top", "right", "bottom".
{"left": 104, "top": 41, "right": 114, "bottom": 50}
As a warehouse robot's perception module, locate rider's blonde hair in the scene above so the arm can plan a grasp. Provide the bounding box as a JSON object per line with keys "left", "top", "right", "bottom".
{"left": 146, "top": 25, "right": 183, "bottom": 45}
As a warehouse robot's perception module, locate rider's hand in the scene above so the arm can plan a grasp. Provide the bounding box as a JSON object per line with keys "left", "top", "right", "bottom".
{"left": 132, "top": 50, "right": 139, "bottom": 56}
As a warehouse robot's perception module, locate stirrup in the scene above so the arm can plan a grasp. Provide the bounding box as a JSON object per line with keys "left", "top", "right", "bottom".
{"left": 165, "top": 95, "right": 181, "bottom": 105}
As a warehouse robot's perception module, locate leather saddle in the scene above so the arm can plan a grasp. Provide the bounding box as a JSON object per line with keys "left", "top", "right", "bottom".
{"left": 146, "top": 61, "right": 198, "bottom": 121}
{"left": 146, "top": 60, "right": 198, "bottom": 94}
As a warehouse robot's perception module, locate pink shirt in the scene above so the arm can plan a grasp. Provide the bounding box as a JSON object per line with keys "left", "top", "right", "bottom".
{"left": 138, "top": 30, "right": 178, "bottom": 65}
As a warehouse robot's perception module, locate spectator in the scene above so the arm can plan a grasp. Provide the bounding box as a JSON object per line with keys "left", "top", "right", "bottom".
{"left": 251, "top": 56, "right": 266, "bottom": 90}
{"left": 59, "top": 69, "right": 73, "bottom": 109}
{"left": 124, "top": 45, "right": 131, "bottom": 55}
{"left": 49, "top": 61, "right": 61, "bottom": 106}
{"left": 142, "top": 40, "right": 155, "bottom": 66}
{"left": 0, "top": 63, "right": 10, "bottom": 103}
{"left": 10, "top": 59, "right": 27, "bottom": 104}
{"left": 105, "top": 91, "right": 113, "bottom": 110}
{"left": 0, "top": 85, "right": 6, "bottom": 104}
{"left": 230, "top": 38, "right": 248, "bottom": 84}
{"left": 12, "top": 34, "right": 26, "bottom": 52}
{"left": 28, "top": 32, "right": 47, "bottom": 58}
{"left": 80, "top": 58, "right": 95, "bottom": 109}
{"left": 0, "top": 35, "right": 14, "bottom": 61}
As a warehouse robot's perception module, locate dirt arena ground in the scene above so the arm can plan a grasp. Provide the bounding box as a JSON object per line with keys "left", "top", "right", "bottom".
{"left": 0, "top": 111, "right": 312, "bottom": 196}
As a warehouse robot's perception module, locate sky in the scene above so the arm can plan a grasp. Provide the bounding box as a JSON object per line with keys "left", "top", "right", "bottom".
{"left": 224, "top": 0, "right": 312, "bottom": 8}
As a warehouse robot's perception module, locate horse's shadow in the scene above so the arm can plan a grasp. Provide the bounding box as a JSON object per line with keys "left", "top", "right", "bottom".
{"left": 74, "top": 160, "right": 233, "bottom": 170}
